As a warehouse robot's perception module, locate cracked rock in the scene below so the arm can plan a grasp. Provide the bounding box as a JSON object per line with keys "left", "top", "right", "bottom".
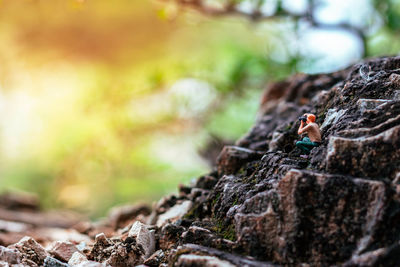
{"left": 8, "top": 236, "right": 48, "bottom": 266}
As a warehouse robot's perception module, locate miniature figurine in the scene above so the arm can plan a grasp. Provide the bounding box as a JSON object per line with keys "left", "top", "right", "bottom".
{"left": 296, "top": 113, "right": 321, "bottom": 156}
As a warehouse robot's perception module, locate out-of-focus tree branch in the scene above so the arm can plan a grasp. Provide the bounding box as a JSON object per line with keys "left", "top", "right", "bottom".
{"left": 160, "top": 0, "right": 369, "bottom": 57}
{"left": 160, "top": 0, "right": 302, "bottom": 21}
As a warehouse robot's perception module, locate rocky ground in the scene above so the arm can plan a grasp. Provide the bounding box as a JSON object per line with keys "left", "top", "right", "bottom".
{"left": 1, "top": 56, "right": 400, "bottom": 266}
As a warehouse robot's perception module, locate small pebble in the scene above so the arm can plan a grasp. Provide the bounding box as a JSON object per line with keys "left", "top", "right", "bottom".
{"left": 44, "top": 256, "right": 70, "bottom": 267}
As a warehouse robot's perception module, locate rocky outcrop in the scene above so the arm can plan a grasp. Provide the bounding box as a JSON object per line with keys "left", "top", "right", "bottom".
{"left": 235, "top": 169, "right": 389, "bottom": 265}
{"left": 1, "top": 56, "right": 400, "bottom": 266}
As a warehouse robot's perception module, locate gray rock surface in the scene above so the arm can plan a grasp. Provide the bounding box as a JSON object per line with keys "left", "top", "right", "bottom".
{"left": 128, "top": 221, "right": 155, "bottom": 258}
{"left": 2, "top": 56, "right": 400, "bottom": 266}
{"left": 44, "top": 256, "right": 70, "bottom": 267}
{"left": 175, "top": 254, "right": 236, "bottom": 267}
{"left": 156, "top": 200, "right": 192, "bottom": 227}
{"left": 68, "top": 252, "right": 87, "bottom": 266}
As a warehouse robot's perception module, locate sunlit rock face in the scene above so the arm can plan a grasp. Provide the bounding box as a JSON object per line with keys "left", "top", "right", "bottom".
{"left": 2, "top": 56, "right": 400, "bottom": 266}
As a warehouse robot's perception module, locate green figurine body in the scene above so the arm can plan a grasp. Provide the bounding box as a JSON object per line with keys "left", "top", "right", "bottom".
{"left": 296, "top": 113, "right": 321, "bottom": 155}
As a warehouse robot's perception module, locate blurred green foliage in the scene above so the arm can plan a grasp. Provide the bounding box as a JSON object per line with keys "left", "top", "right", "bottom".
{"left": 0, "top": 0, "right": 399, "bottom": 217}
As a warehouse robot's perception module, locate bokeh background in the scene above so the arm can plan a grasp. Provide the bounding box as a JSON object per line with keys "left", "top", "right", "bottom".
{"left": 0, "top": 0, "right": 399, "bottom": 217}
